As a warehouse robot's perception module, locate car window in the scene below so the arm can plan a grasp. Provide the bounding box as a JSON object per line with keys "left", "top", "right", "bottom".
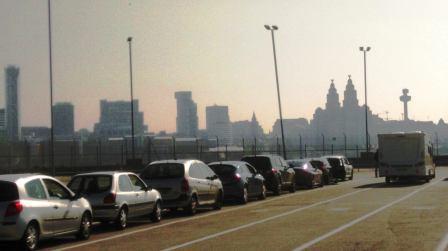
{"left": 141, "top": 163, "right": 185, "bottom": 179}
{"left": 118, "top": 175, "right": 133, "bottom": 192}
{"left": 209, "top": 164, "right": 236, "bottom": 176}
{"left": 0, "top": 181, "right": 19, "bottom": 202}
{"left": 344, "top": 158, "right": 350, "bottom": 165}
{"left": 25, "top": 179, "right": 47, "bottom": 200}
{"left": 200, "top": 163, "right": 215, "bottom": 177}
{"left": 128, "top": 174, "right": 146, "bottom": 191}
{"left": 246, "top": 164, "right": 257, "bottom": 175}
{"left": 43, "top": 179, "right": 71, "bottom": 200}
{"left": 241, "top": 156, "right": 272, "bottom": 172}
{"left": 68, "top": 175, "right": 112, "bottom": 194}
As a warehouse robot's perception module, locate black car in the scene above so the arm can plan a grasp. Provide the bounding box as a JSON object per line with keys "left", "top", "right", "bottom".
{"left": 208, "top": 161, "right": 266, "bottom": 204}
{"left": 241, "top": 155, "right": 296, "bottom": 195}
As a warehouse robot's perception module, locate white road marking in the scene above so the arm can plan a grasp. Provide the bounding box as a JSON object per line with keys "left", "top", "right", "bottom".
{"left": 55, "top": 181, "right": 355, "bottom": 251}
{"left": 161, "top": 188, "right": 371, "bottom": 251}
{"left": 328, "top": 207, "right": 350, "bottom": 212}
{"left": 293, "top": 178, "right": 443, "bottom": 251}
{"left": 436, "top": 231, "right": 448, "bottom": 251}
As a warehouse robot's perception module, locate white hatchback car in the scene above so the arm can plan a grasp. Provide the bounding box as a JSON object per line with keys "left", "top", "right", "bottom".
{"left": 0, "top": 174, "right": 92, "bottom": 251}
{"left": 68, "top": 171, "right": 162, "bottom": 229}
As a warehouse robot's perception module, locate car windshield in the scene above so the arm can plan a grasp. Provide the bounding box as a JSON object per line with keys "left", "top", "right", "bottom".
{"left": 327, "top": 158, "right": 343, "bottom": 168}
{"left": 141, "top": 163, "right": 185, "bottom": 179}
{"left": 68, "top": 175, "right": 112, "bottom": 194}
{"left": 209, "top": 164, "right": 236, "bottom": 176}
{"left": 0, "top": 181, "right": 19, "bottom": 201}
{"left": 287, "top": 160, "right": 307, "bottom": 168}
{"left": 241, "top": 157, "right": 271, "bottom": 172}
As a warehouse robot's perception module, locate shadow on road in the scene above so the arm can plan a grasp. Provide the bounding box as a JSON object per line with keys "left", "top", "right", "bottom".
{"left": 355, "top": 180, "right": 426, "bottom": 189}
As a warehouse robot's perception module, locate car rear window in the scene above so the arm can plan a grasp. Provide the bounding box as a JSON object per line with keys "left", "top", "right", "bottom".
{"left": 287, "top": 160, "right": 306, "bottom": 168}
{"left": 68, "top": 175, "right": 112, "bottom": 194}
{"left": 209, "top": 164, "right": 236, "bottom": 176}
{"left": 141, "top": 163, "right": 185, "bottom": 179}
{"left": 0, "top": 181, "right": 19, "bottom": 201}
{"left": 241, "top": 157, "right": 272, "bottom": 172}
{"left": 327, "top": 158, "right": 343, "bottom": 168}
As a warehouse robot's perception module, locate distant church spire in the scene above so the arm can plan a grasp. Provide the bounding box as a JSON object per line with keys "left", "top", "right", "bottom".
{"left": 326, "top": 79, "right": 340, "bottom": 110}
{"left": 343, "top": 74, "right": 359, "bottom": 108}
{"left": 251, "top": 112, "right": 257, "bottom": 123}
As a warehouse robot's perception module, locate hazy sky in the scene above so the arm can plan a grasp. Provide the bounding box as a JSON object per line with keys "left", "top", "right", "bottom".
{"left": 1, "top": 0, "right": 448, "bottom": 133}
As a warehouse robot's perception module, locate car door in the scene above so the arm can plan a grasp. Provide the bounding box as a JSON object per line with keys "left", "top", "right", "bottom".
{"left": 42, "top": 178, "right": 80, "bottom": 234}
{"left": 23, "top": 178, "right": 53, "bottom": 235}
{"left": 117, "top": 174, "right": 137, "bottom": 217}
{"left": 188, "top": 163, "right": 209, "bottom": 204}
{"left": 344, "top": 158, "right": 353, "bottom": 176}
{"left": 200, "top": 163, "right": 219, "bottom": 202}
{"left": 128, "top": 174, "right": 153, "bottom": 217}
{"left": 243, "top": 164, "right": 259, "bottom": 196}
{"left": 279, "top": 157, "right": 293, "bottom": 185}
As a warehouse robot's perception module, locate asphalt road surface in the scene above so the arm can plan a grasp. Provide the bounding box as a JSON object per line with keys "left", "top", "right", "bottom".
{"left": 14, "top": 168, "right": 448, "bottom": 251}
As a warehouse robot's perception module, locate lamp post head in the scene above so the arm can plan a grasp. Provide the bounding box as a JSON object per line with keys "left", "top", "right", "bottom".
{"left": 127, "top": 37, "right": 132, "bottom": 42}
{"left": 264, "top": 25, "right": 270, "bottom": 30}
{"left": 272, "top": 25, "right": 278, "bottom": 30}
{"left": 264, "top": 25, "right": 278, "bottom": 30}
{"left": 359, "top": 46, "right": 364, "bottom": 51}
{"left": 366, "top": 46, "right": 371, "bottom": 51}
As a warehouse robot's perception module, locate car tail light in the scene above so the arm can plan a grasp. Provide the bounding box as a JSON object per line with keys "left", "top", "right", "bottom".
{"left": 181, "top": 178, "right": 190, "bottom": 193}
{"left": 4, "top": 201, "right": 23, "bottom": 217}
{"left": 271, "top": 168, "right": 278, "bottom": 174}
{"left": 234, "top": 173, "right": 242, "bottom": 182}
{"left": 103, "top": 193, "right": 116, "bottom": 204}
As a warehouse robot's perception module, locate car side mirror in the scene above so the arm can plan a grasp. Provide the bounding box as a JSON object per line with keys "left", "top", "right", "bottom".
{"left": 145, "top": 185, "right": 152, "bottom": 191}
{"left": 70, "top": 193, "right": 80, "bottom": 201}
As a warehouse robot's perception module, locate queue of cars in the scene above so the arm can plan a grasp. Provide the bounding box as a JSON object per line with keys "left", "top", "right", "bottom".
{"left": 0, "top": 154, "right": 354, "bottom": 250}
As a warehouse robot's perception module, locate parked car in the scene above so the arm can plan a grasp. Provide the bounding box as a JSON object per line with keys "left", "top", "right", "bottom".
{"left": 67, "top": 171, "right": 162, "bottom": 230}
{"left": 287, "top": 160, "right": 324, "bottom": 188}
{"left": 140, "top": 160, "right": 224, "bottom": 215}
{"left": 308, "top": 158, "right": 337, "bottom": 185}
{"left": 324, "top": 156, "right": 354, "bottom": 181}
{"left": 208, "top": 161, "right": 266, "bottom": 204}
{"left": 241, "top": 155, "right": 296, "bottom": 195}
{"left": 0, "top": 174, "right": 92, "bottom": 251}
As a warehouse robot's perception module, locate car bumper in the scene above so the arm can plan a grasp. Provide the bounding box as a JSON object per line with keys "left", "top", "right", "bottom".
{"left": 0, "top": 220, "right": 26, "bottom": 241}
{"left": 92, "top": 204, "right": 120, "bottom": 221}
{"left": 223, "top": 183, "right": 244, "bottom": 199}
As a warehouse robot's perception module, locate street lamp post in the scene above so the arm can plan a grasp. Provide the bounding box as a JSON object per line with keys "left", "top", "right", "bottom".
{"left": 265, "top": 25, "right": 287, "bottom": 160}
{"left": 127, "top": 37, "right": 136, "bottom": 160}
{"left": 359, "top": 46, "right": 371, "bottom": 155}
{"left": 48, "top": 0, "right": 55, "bottom": 176}
{"left": 321, "top": 134, "right": 325, "bottom": 155}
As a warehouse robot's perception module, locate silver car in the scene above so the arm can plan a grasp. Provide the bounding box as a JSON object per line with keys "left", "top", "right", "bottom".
{"left": 140, "top": 160, "right": 224, "bottom": 215}
{"left": 0, "top": 174, "right": 92, "bottom": 251}
{"left": 67, "top": 171, "right": 162, "bottom": 230}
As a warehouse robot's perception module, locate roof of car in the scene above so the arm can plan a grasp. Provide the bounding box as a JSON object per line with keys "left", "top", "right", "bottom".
{"left": 242, "top": 154, "right": 279, "bottom": 158}
{"left": 73, "top": 171, "right": 133, "bottom": 176}
{"left": 208, "top": 161, "right": 248, "bottom": 167}
{"left": 0, "top": 173, "right": 48, "bottom": 183}
{"left": 148, "top": 159, "right": 199, "bottom": 165}
{"left": 323, "top": 155, "right": 346, "bottom": 159}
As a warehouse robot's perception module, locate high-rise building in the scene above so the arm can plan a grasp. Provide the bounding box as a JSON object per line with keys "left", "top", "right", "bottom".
{"left": 206, "top": 105, "right": 232, "bottom": 145}
{"left": 53, "top": 102, "right": 75, "bottom": 139}
{"left": 231, "top": 112, "right": 264, "bottom": 144}
{"left": 94, "top": 99, "right": 148, "bottom": 139}
{"left": 175, "top": 91, "right": 198, "bottom": 137}
{"left": 0, "top": 108, "right": 5, "bottom": 140}
{"left": 5, "top": 65, "right": 20, "bottom": 141}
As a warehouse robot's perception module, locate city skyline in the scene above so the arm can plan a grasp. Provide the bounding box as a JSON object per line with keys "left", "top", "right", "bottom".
{"left": 1, "top": 1, "right": 448, "bottom": 133}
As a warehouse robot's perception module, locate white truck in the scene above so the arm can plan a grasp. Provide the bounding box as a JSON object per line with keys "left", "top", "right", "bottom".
{"left": 377, "top": 132, "right": 436, "bottom": 183}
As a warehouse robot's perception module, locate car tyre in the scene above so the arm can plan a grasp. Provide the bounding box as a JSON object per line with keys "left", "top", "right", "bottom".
{"left": 272, "top": 178, "right": 281, "bottom": 196}
{"left": 76, "top": 212, "right": 92, "bottom": 240}
{"left": 258, "top": 184, "right": 267, "bottom": 200}
{"left": 213, "top": 190, "right": 223, "bottom": 210}
{"left": 288, "top": 182, "right": 296, "bottom": 193}
{"left": 115, "top": 207, "right": 128, "bottom": 230}
{"left": 240, "top": 187, "right": 248, "bottom": 204}
{"left": 385, "top": 177, "right": 391, "bottom": 184}
{"left": 150, "top": 201, "right": 162, "bottom": 222}
{"left": 184, "top": 195, "right": 198, "bottom": 215}
{"left": 20, "top": 222, "right": 39, "bottom": 251}
{"left": 349, "top": 170, "right": 354, "bottom": 180}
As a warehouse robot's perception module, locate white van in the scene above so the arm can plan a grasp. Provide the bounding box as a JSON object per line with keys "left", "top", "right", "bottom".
{"left": 378, "top": 131, "right": 436, "bottom": 183}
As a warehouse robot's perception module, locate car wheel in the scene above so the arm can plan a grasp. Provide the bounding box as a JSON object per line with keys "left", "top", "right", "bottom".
{"left": 272, "top": 179, "right": 281, "bottom": 196}
{"left": 258, "top": 184, "right": 267, "bottom": 200}
{"left": 213, "top": 190, "right": 223, "bottom": 210}
{"left": 21, "top": 222, "right": 39, "bottom": 251}
{"left": 288, "top": 182, "right": 296, "bottom": 193}
{"left": 240, "top": 187, "right": 248, "bottom": 204}
{"left": 324, "top": 174, "right": 330, "bottom": 185}
{"left": 349, "top": 170, "right": 354, "bottom": 180}
{"left": 385, "top": 177, "right": 391, "bottom": 184}
{"left": 150, "top": 201, "right": 162, "bottom": 222}
{"left": 115, "top": 207, "right": 128, "bottom": 230}
{"left": 76, "top": 212, "right": 92, "bottom": 240}
{"left": 184, "top": 195, "right": 198, "bottom": 215}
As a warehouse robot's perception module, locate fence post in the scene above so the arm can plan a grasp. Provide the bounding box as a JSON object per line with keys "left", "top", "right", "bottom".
{"left": 304, "top": 144, "right": 307, "bottom": 158}
{"left": 254, "top": 137, "right": 257, "bottom": 156}
{"left": 199, "top": 144, "right": 203, "bottom": 160}
{"left": 172, "top": 137, "right": 176, "bottom": 160}
{"left": 196, "top": 139, "right": 199, "bottom": 159}
{"left": 225, "top": 145, "right": 228, "bottom": 161}
{"left": 121, "top": 141, "right": 124, "bottom": 167}
{"left": 99, "top": 140, "right": 102, "bottom": 168}
{"left": 216, "top": 136, "right": 220, "bottom": 161}
{"left": 276, "top": 137, "right": 280, "bottom": 155}
{"left": 8, "top": 142, "right": 12, "bottom": 173}
{"left": 356, "top": 144, "right": 359, "bottom": 172}
{"left": 331, "top": 144, "right": 334, "bottom": 155}
{"left": 242, "top": 138, "right": 245, "bottom": 154}
{"left": 147, "top": 137, "right": 152, "bottom": 163}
